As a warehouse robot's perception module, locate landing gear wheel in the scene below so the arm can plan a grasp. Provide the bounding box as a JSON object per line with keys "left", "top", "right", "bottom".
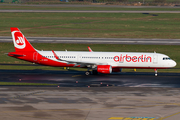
{"left": 154, "top": 69, "right": 158, "bottom": 76}
{"left": 85, "top": 71, "right": 91, "bottom": 76}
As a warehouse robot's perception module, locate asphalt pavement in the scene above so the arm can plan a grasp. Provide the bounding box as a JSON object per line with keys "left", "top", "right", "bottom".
{"left": 1, "top": 69, "right": 180, "bottom": 120}
{"left": 1, "top": 36, "right": 180, "bottom": 45}
{"left": 1, "top": 69, "right": 180, "bottom": 87}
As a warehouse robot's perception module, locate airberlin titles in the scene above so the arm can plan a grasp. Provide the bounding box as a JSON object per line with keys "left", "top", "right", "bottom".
{"left": 114, "top": 54, "right": 152, "bottom": 63}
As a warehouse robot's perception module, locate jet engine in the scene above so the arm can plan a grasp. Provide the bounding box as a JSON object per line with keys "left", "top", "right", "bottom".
{"left": 97, "top": 65, "right": 112, "bottom": 74}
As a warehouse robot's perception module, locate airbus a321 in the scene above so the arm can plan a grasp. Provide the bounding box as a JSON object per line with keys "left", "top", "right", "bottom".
{"left": 8, "top": 28, "right": 176, "bottom": 76}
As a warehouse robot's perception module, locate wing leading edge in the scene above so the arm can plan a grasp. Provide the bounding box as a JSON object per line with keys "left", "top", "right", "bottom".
{"left": 51, "top": 50, "right": 107, "bottom": 66}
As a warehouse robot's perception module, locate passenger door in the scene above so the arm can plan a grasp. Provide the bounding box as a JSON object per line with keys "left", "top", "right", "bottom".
{"left": 153, "top": 55, "right": 158, "bottom": 64}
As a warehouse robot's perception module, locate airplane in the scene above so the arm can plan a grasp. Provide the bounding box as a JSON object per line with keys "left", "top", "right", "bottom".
{"left": 8, "top": 27, "right": 176, "bottom": 76}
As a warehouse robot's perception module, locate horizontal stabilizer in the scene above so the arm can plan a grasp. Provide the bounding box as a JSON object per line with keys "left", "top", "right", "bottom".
{"left": 8, "top": 53, "right": 25, "bottom": 57}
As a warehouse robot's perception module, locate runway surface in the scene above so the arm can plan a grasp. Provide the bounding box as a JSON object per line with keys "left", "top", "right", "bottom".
{"left": 1, "top": 69, "right": 180, "bottom": 120}
{"left": 1, "top": 86, "right": 180, "bottom": 120}
{"left": 1, "top": 36, "right": 180, "bottom": 45}
{"left": 1, "top": 69, "right": 180, "bottom": 88}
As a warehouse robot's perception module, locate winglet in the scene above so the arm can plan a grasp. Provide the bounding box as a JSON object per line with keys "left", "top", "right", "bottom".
{"left": 88, "top": 46, "right": 93, "bottom": 52}
{"left": 52, "top": 50, "right": 59, "bottom": 60}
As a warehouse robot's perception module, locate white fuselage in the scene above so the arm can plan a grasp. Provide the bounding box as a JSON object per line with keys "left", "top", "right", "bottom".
{"left": 37, "top": 51, "right": 176, "bottom": 69}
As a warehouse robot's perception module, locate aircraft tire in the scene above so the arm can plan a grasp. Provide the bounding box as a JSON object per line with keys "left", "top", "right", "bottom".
{"left": 85, "top": 71, "right": 91, "bottom": 76}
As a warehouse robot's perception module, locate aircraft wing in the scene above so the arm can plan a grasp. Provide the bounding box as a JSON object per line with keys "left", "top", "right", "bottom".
{"left": 52, "top": 50, "right": 107, "bottom": 66}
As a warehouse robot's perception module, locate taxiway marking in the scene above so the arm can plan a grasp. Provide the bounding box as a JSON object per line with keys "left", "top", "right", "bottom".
{"left": 109, "top": 117, "right": 157, "bottom": 120}
{"left": 157, "top": 111, "right": 180, "bottom": 120}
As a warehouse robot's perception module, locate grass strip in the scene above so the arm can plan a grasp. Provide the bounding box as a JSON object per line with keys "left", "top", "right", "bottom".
{"left": 0, "top": 5, "right": 180, "bottom": 11}
{"left": 0, "top": 13, "right": 180, "bottom": 39}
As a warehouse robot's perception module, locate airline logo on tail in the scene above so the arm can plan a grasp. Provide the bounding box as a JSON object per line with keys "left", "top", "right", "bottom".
{"left": 12, "top": 31, "right": 26, "bottom": 49}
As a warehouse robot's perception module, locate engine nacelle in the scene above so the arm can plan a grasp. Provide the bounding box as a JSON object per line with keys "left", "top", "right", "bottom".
{"left": 97, "top": 65, "right": 112, "bottom": 74}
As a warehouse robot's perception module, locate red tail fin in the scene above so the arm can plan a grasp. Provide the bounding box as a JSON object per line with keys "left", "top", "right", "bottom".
{"left": 11, "top": 27, "right": 36, "bottom": 52}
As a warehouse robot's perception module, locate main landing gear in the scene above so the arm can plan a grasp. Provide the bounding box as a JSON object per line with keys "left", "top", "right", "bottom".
{"left": 85, "top": 71, "right": 91, "bottom": 76}
{"left": 85, "top": 66, "right": 98, "bottom": 75}
{"left": 85, "top": 67, "right": 91, "bottom": 76}
{"left": 85, "top": 70, "right": 98, "bottom": 75}
{"left": 155, "top": 69, "right": 158, "bottom": 76}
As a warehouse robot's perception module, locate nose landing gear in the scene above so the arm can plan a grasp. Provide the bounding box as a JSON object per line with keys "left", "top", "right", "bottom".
{"left": 155, "top": 69, "right": 157, "bottom": 76}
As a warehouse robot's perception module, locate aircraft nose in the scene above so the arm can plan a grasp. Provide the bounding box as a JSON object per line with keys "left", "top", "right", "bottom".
{"left": 171, "top": 60, "right": 177, "bottom": 67}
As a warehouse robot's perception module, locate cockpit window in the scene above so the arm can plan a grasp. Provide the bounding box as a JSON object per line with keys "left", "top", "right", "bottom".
{"left": 163, "top": 57, "right": 171, "bottom": 60}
